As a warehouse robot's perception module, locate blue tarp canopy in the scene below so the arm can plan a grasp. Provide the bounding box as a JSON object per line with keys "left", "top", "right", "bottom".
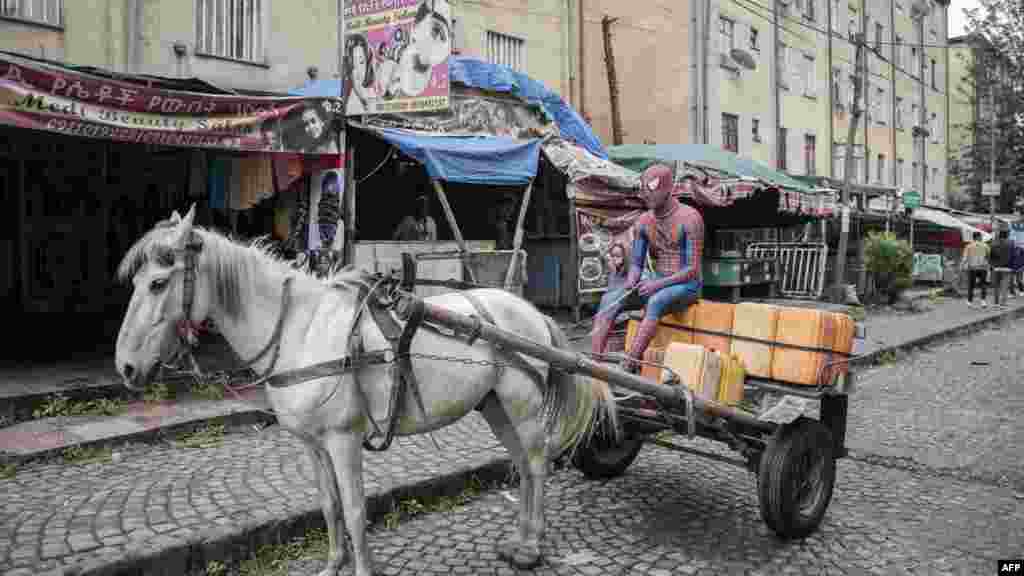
{"left": 289, "top": 56, "right": 605, "bottom": 160}
{"left": 448, "top": 57, "right": 606, "bottom": 160}
{"left": 366, "top": 126, "right": 542, "bottom": 186}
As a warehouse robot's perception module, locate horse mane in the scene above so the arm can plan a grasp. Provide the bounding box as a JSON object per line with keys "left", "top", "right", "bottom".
{"left": 117, "top": 223, "right": 325, "bottom": 320}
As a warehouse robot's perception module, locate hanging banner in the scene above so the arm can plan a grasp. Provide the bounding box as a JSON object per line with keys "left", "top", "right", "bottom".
{"left": 0, "top": 53, "right": 342, "bottom": 154}
{"left": 343, "top": 0, "right": 452, "bottom": 116}
{"left": 575, "top": 208, "right": 645, "bottom": 294}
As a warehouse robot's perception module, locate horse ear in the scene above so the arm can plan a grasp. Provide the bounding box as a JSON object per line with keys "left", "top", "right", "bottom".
{"left": 169, "top": 204, "right": 197, "bottom": 247}
{"left": 169, "top": 210, "right": 182, "bottom": 224}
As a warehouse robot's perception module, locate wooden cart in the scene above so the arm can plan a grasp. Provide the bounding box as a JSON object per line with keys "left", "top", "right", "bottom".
{"left": 394, "top": 292, "right": 861, "bottom": 540}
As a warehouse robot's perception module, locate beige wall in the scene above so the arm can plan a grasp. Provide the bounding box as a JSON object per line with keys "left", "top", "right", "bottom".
{"left": 576, "top": 1, "right": 690, "bottom": 145}
{"left": 1, "top": 0, "right": 339, "bottom": 94}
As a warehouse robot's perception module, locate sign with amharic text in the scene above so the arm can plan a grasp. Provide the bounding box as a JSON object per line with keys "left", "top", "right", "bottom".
{"left": 0, "top": 53, "right": 341, "bottom": 154}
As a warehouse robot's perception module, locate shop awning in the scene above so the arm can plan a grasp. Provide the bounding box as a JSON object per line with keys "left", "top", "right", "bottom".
{"left": 367, "top": 126, "right": 542, "bottom": 186}
{"left": 913, "top": 206, "right": 991, "bottom": 242}
{"left": 607, "top": 143, "right": 815, "bottom": 193}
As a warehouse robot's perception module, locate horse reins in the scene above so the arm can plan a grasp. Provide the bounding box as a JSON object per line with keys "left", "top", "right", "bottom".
{"left": 174, "top": 231, "right": 293, "bottom": 381}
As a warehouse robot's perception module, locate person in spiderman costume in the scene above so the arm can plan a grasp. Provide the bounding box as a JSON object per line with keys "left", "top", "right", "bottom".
{"left": 591, "top": 162, "right": 705, "bottom": 371}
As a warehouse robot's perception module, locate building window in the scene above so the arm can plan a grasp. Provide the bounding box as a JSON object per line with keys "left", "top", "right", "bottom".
{"left": 895, "top": 97, "right": 904, "bottom": 129}
{"left": 750, "top": 27, "right": 760, "bottom": 51}
{"left": 778, "top": 127, "right": 788, "bottom": 171}
{"left": 802, "top": 54, "right": 816, "bottom": 96}
{"left": 931, "top": 58, "right": 937, "bottom": 89}
{"left": 831, "top": 0, "right": 841, "bottom": 31}
{"left": 804, "top": 0, "right": 815, "bottom": 22}
{"left": 875, "top": 22, "right": 883, "bottom": 52}
{"left": 722, "top": 113, "right": 739, "bottom": 153}
{"left": 804, "top": 134, "right": 816, "bottom": 176}
{"left": 894, "top": 35, "right": 903, "bottom": 68}
{"left": 777, "top": 43, "right": 789, "bottom": 89}
{"left": 896, "top": 158, "right": 904, "bottom": 187}
{"left": 911, "top": 47, "right": 917, "bottom": 76}
{"left": 912, "top": 161, "right": 920, "bottom": 189}
{"left": 832, "top": 143, "right": 844, "bottom": 180}
{"left": 932, "top": 167, "right": 939, "bottom": 189}
{"left": 1, "top": 0, "right": 62, "bottom": 26}
{"left": 877, "top": 154, "right": 886, "bottom": 184}
{"left": 486, "top": 30, "right": 525, "bottom": 71}
{"left": 752, "top": 118, "right": 761, "bottom": 142}
{"left": 848, "top": 8, "right": 858, "bottom": 41}
{"left": 876, "top": 86, "right": 886, "bottom": 124}
{"left": 831, "top": 68, "right": 843, "bottom": 110}
{"left": 196, "top": 0, "right": 264, "bottom": 62}
{"left": 720, "top": 17, "right": 735, "bottom": 52}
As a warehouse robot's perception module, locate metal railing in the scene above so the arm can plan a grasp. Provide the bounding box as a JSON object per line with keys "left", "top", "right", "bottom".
{"left": 745, "top": 242, "right": 829, "bottom": 299}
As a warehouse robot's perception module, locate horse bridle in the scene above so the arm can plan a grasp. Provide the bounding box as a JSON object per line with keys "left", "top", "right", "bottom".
{"left": 173, "top": 231, "right": 293, "bottom": 379}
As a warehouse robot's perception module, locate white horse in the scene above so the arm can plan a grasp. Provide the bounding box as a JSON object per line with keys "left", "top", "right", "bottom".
{"left": 113, "top": 206, "right": 618, "bottom": 576}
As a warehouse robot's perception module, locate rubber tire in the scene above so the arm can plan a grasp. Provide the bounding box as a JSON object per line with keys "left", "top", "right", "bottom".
{"left": 572, "top": 431, "right": 644, "bottom": 480}
{"left": 757, "top": 418, "right": 836, "bottom": 539}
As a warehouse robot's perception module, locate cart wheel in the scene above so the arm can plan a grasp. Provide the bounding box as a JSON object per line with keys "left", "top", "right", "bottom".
{"left": 757, "top": 418, "right": 836, "bottom": 539}
{"left": 572, "top": 429, "right": 644, "bottom": 480}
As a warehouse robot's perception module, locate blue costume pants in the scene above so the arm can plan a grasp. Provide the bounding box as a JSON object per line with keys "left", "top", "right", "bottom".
{"left": 598, "top": 271, "right": 701, "bottom": 321}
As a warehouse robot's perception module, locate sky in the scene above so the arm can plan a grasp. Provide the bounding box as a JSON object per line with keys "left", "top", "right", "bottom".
{"left": 949, "top": 0, "right": 978, "bottom": 37}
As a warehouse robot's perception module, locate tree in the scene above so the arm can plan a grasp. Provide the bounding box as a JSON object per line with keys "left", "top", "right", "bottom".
{"left": 951, "top": 0, "right": 1024, "bottom": 213}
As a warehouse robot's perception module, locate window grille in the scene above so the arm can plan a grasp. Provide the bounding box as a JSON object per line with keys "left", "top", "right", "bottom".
{"left": 486, "top": 30, "right": 525, "bottom": 72}
{"left": 196, "top": 0, "right": 264, "bottom": 62}
{"left": 1, "top": 0, "right": 62, "bottom": 26}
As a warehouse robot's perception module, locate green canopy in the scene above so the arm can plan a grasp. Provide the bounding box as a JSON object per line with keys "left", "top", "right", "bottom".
{"left": 607, "top": 143, "right": 814, "bottom": 193}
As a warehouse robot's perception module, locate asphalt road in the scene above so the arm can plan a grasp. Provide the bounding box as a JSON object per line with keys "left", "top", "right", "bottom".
{"left": 264, "top": 319, "right": 1024, "bottom": 576}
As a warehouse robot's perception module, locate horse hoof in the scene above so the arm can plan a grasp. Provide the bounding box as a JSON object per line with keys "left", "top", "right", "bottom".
{"left": 498, "top": 541, "right": 542, "bottom": 570}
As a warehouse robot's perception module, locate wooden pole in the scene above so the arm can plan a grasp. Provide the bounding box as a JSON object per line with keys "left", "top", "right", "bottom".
{"left": 431, "top": 179, "right": 477, "bottom": 283}
{"left": 830, "top": 33, "right": 866, "bottom": 302}
{"left": 504, "top": 180, "right": 534, "bottom": 291}
{"left": 601, "top": 15, "right": 623, "bottom": 145}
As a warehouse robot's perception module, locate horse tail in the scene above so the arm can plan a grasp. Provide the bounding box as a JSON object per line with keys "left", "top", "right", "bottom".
{"left": 540, "top": 315, "right": 620, "bottom": 463}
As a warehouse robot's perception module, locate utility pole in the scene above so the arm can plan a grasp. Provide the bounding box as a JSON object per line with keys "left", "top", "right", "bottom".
{"left": 989, "top": 84, "right": 997, "bottom": 231}
{"left": 601, "top": 15, "right": 624, "bottom": 145}
{"left": 830, "top": 33, "right": 866, "bottom": 302}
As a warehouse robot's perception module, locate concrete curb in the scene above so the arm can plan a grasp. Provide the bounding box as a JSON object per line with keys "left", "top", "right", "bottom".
{"left": 1, "top": 408, "right": 277, "bottom": 466}
{"left": 848, "top": 303, "right": 1024, "bottom": 369}
{"left": 46, "top": 458, "right": 516, "bottom": 576}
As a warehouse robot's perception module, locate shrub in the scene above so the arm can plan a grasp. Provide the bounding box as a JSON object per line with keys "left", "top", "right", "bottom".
{"left": 863, "top": 231, "right": 913, "bottom": 305}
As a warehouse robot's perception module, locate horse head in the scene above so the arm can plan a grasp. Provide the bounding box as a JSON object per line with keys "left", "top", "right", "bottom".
{"left": 114, "top": 204, "right": 212, "bottom": 390}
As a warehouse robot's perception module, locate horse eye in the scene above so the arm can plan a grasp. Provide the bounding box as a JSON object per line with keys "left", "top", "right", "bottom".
{"left": 432, "top": 23, "right": 446, "bottom": 42}
{"left": 150, "top": 278, "right": 169, "bottom": 293}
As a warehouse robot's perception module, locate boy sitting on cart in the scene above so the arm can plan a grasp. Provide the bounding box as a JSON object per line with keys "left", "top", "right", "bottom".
{"left": 591, "top": 162, "right": 705, "bottom": 372}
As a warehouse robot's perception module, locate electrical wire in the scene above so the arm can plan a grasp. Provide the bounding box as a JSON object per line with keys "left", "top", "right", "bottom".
{"left": 728, "top": 0, "right": 952, "bottom": 86}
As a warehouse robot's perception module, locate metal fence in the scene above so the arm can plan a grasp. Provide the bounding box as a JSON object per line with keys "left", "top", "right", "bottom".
{"left": 745, "top": 242, "right": 829, "bottom": 299}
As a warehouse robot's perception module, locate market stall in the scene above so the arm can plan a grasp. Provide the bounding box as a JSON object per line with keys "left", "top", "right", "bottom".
{"left": 0, "top": 50, "right": 343, "bottom": 355}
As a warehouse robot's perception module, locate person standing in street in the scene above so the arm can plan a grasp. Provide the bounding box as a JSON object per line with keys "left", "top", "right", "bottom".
{"left": 989, "top": 229, "right": 1013, "bottom": 307}
{"left": 961, "top": 231, "right": 990, "bottom": 308}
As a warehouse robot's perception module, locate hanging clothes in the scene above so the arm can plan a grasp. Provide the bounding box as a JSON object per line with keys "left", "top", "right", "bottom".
{"left": 233, "top": 156, "right": 275, "bottom": 210}
{"left": 208, "top": 156, "right": 230, "bottom": 210}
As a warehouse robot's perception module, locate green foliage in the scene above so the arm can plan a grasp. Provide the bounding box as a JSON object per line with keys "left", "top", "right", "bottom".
{"left": 863, "top": 232, "right": 913, "bottom": 305}
{"left": 61, "top": 444, "right": 112, "bottom": 464}
{"left": 175, "top": 423, "right": 226, "bottom": 449}
{"left": 143, "top": 381, "right": 173, "bottom": 403}
{"left": 32, "top": 394, "right": 126, "bottom": 419}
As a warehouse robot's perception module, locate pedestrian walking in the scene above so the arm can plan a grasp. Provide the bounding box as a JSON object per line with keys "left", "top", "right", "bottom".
{"left": 989, "top": 229, "right": 1013, "bottom": 307}
{"left": 1011, "top": 236, "right": 1024, "bottom": 297}
{"left": 961, "top": 231, "right": 990, "bottom": 308}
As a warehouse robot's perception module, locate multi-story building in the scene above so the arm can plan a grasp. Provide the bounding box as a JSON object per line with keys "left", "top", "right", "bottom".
{"left": 0, "top": 0, "right": 341, "bottom": 93}
{"left": 948, "top": 34, "right": 1012, "bottom": 211}
{"left": 692, "top": 0, "right": 949, "bottom": 205}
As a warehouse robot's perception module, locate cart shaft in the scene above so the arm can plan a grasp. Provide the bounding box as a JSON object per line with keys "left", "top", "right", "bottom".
{"left": 396, "top": 295, "right": 776, "bottom": 433}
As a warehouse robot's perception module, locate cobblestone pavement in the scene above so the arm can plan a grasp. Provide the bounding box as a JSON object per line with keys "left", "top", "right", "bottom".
{"left": 0, "top": 415, "right": 507, "bottom": 575}
{"left": 847, "top": 318, "right": 1024, "bottom": 491}
{"left": 852, "top": 295, "right": 1024, "bottom": 356}
{"left": 270, "top": 438, "right": 1024, "bottom": 576}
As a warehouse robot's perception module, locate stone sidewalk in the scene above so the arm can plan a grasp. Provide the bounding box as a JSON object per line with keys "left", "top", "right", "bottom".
{"left": 2, "top": 294, "right": 1024, "bottom": 575}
